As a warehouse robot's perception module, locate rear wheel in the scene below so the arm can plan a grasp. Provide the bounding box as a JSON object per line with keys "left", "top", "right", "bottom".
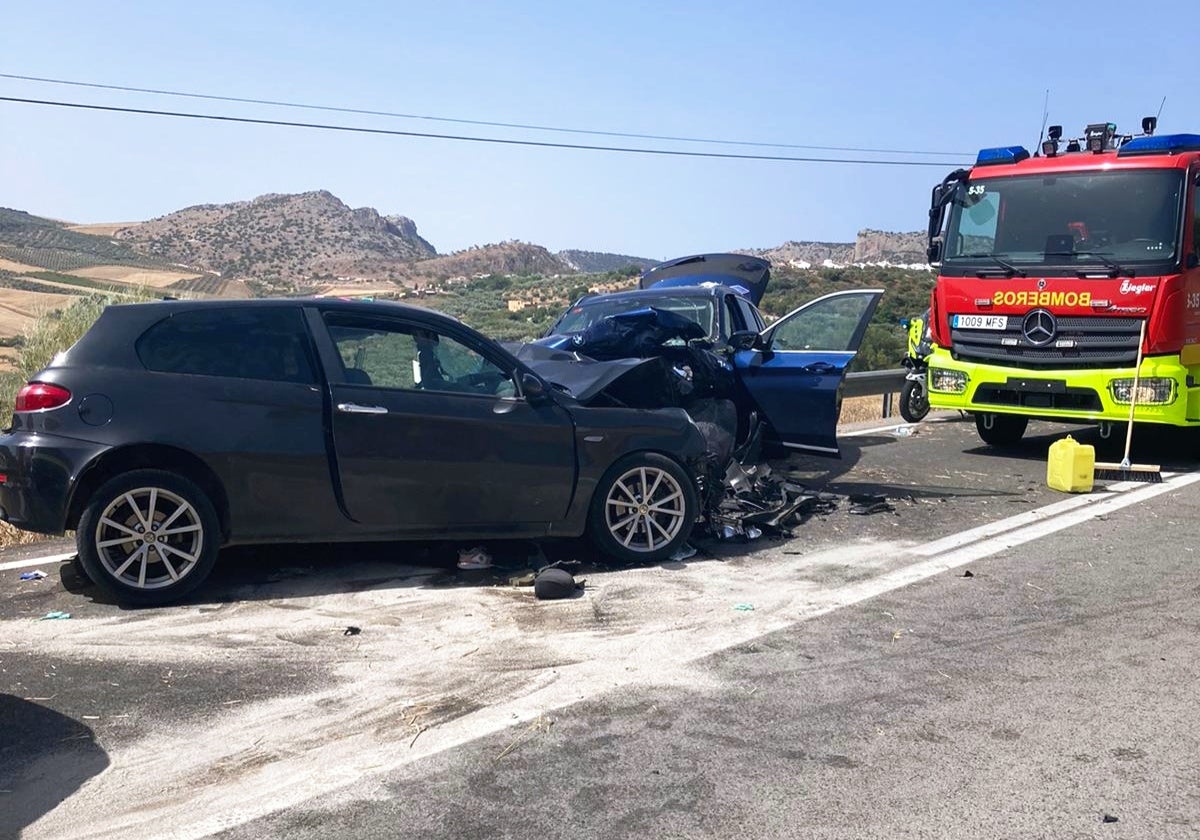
{"left": 589, "top": 453, "right": 697, "bottom": 564}
{"left": 975, "top": 413, "right": 1028, "bottom": 447}
{"left": 899, "top": 379, "right": 930, "bottom": 423}
{"left": 76, "top": 469, "right": 221, "bottom": 606}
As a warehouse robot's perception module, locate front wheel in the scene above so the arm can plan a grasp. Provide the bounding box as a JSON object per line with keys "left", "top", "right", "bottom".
{"left": 589, "top": 453, "right": 697, "bottom": 564}
{"left": 76, "top": 469, "right": 221, "bottom": 606}
{"left": 975, "top": 413, "right": 1029, "bottom": 447}
{"left": 899, "top": 378, "right": 930, "bottom": 423}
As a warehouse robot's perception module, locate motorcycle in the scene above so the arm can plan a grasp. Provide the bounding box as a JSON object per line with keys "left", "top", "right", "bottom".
{"left": 898, "top": 310, "right": 932, "bottom": 423}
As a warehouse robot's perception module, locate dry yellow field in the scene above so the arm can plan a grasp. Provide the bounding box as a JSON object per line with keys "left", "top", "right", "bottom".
{"left": 0, "top": 289, "right": 79, "bottom": 335}
{"left": 0, "top": 257, "right": 45, "bottom": 274}
{"left": 0, "top": 345, "right": 19, "bottom": 372}
{"left": 65, "top": 222, "right": 138, "bottom": 237}
{"left": 839, "top": 394, "right": 890, "bottom": 425}
{"left": 72, "top": 265, "right": 201, "bottom": 288}
{"left": 316, "top": 284, "right": 403, "bottom": 298}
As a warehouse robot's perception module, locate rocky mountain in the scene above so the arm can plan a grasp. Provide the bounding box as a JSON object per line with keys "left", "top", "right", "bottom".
{"left": 556, "top": 249, "right": 658, "bottom": 273}
{"left": 114, "top": 190, "right": 437, "bottom": 287}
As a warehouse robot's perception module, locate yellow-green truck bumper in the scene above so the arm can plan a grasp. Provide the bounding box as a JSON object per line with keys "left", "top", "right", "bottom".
{"left": 926, "top": 347, "right": 1200, "bottom": 426}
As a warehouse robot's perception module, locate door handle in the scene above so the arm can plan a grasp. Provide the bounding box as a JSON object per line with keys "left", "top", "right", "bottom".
{"left": 803, "top": 362, "right": 837, "bottom": 374}
{"left": 337, "top": 403, "right": 389, "bottom": 415}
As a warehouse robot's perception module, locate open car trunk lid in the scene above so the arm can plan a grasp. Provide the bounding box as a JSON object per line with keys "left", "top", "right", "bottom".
{"left": 639, "top": 253, "right": 770, "bottom": 305}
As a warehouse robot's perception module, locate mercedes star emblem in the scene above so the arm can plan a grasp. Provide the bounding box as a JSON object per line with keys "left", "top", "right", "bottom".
{"left": 1022, "top": 309, "right": 1057, "bottom": 346}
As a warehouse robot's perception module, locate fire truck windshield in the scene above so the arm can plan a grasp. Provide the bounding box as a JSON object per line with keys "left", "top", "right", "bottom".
{"left": 943, "top": 168, "right": 1185, "bottom": 275}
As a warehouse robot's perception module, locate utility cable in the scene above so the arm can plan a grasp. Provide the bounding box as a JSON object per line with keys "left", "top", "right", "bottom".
{"left": 0, "top": 96, "right": 969, "bottom": 167}
{"left": 0, "top": 72, "right": 972, "bottom": 158}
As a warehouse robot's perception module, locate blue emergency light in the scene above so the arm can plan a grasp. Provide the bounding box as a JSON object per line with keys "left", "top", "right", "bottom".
{"left": 975, "top": 146, "right": 1031, "bottom": 166}
{"left": 1117, "top": 133, "right": 1200, "bottom": 157}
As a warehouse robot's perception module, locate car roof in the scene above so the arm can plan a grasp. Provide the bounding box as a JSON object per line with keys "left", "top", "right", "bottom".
{"left": 107, "top": 295, "right": 467, "bottom": 327}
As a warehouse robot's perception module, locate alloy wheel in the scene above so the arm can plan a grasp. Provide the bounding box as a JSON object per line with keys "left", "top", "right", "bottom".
{"left": 93, "top": 487, "right": 205, "bottom": 590}
{"left": 604, "top": 466, "right": 687, "bottom": 553}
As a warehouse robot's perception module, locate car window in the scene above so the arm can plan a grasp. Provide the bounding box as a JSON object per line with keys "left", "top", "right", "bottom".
{"left": 324, "top": 315, "right": 516, "bottom": 397}
{"left": 550, "top": 295, "right": 715, "bottom": 338}
{"left": 770, "top": 294, "right": 875, "bottom": 352}
{"left": 724, "top": 296, "right": 745, "bottom": 335}
{"left": 136, "top": 307, "right": 315, "bottom": 383}
{"left": 736, "top": 297, "right": 765, "bottom": 332}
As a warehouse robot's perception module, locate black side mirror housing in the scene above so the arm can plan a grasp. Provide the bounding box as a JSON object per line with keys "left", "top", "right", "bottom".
{"left": 727, "top": 330, "right": 759, "bottom": 352}
{"left": 927, "top": 241, "right": 943, "bottom": 263}
{"left": 521, "top": 372, "right": 550, "bottom": 404}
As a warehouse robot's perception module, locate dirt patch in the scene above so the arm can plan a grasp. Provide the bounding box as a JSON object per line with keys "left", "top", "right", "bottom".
{"left": 64, "top": 223, "right": 139, "bottom": 237}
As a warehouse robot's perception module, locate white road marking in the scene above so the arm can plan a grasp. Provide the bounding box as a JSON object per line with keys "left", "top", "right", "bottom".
{"left": 0, "top": 551, "right": 75, "bottom": 572}
{"left": 20, "top": 471, "right": 1198, "bottom": 840}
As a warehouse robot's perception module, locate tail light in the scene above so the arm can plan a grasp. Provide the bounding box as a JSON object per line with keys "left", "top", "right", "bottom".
{"left": 15, "top": 382, "right": 72, "bottom": 412}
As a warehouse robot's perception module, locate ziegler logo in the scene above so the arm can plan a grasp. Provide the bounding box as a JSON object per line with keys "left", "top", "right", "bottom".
{"left": 992, "top": 290, "right": 1092, "bottom": 307}
{"left": 1119, "top": 280, "right": 1156, "bottom": 295}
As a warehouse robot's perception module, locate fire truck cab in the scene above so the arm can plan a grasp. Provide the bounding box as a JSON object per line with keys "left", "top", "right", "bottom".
{"left": 925, "top": 121, "right": 1200, "bottom": 446}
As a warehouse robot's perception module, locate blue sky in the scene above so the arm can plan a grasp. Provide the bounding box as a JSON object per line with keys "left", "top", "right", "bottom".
{"left": 1, "top": 1, "right": 1194, "bottom": 258}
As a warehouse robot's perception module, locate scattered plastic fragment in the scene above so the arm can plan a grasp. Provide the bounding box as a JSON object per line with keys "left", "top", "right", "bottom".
{"left": 19, "top": 571, "right": 47, "bottom": 581}
{"left": 893, "top": 425, "right": 916, "bottom": 437}
{"left": 1102, "top": 814, "right": 1119, "bottom": 824}
{"left": 39, "top": 611, "right": 71, "bottom": 621}
{"left": 849, "top": 494, "right": 895, "bottom": 516}
{"left": 508, "top": 572, "right": 537, "bottom": 587}
{"left": 745, "top": 526, "right": 763, "bottom": 540}
{"left": 669, "top": 543, "right": 698, "bottom": 562}
{"left": 733, "top": 603, "right": 755, "bottom": 612}
{"left": 343, "top": 626, "right": 362, "bottom": 636}
{"left": 961, "top": 570, "right": 975, "bottom": 578}
{"left": 457, "top": 546, "right": 493, "bottom": 570}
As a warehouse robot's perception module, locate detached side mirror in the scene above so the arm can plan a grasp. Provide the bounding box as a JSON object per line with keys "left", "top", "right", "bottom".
{"left": 520, "top": 372, "right": 550, "bottom": 404}
{"left": 727, "top": 330, "right": 759, "bottom": 352}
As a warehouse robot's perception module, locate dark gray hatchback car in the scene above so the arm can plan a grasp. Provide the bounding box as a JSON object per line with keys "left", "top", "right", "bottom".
{"left": 0, "top": 298, "right": 706, "bottom": 605}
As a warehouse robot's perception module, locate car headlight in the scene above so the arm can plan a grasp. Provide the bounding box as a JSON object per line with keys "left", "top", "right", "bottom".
{"left": 1109, "top": 377, "right": 1175, "bottom": 405}
{"left": 929, "top": 368, "right": 968, "bottom": 394}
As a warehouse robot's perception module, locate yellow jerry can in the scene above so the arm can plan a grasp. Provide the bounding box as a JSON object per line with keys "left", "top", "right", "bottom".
{"left": 1046, "top": 435, "right": 1095, "bottom": 493}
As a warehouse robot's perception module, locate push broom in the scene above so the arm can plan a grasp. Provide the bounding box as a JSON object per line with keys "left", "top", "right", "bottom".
{"left": 1094, "top": 318, "right": 1162, "bottom": 483}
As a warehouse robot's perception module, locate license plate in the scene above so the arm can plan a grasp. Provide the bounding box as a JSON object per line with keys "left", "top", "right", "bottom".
{"left": 953, "top": 314, "right": 1008, "bottom": 330}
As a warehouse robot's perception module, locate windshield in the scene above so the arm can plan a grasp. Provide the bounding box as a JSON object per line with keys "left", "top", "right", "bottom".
{"left": 943, "top": 169, "right": 1185, "bottom": 272}
{"left": 550, "top": 295, "right": 716, "bottom": 338}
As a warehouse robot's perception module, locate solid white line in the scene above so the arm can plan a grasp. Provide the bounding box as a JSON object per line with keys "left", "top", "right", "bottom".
{"left": 0, "top": 551, "right": 75, "bottom": 572}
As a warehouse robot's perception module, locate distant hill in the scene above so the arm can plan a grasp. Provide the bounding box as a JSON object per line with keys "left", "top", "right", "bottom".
{"left": 404, "top": 241, "right": 569, "bottom": 282}
{"left": 741, "top": 229, "right": 927, "bottom": 268}
{"left": 114, "top": 190, "right": 437, "bottom": 290}
{"left": 556, "top": 249, "right": 657, "bottom": 273}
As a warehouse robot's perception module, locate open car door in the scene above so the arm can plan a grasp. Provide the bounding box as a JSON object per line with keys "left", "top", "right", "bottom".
{"left": 733, "top": 289, "right": 884, "bottom": 457}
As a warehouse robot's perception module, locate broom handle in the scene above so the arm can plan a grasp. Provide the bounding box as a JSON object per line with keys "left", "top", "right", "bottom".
{"left": 1121, "top": 318, "right": 1147, "bottom": 464}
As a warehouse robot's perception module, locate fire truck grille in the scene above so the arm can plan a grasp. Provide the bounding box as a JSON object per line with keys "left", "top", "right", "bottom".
{"left": 950, "top": 316, "right": 1141, "bottom": 368}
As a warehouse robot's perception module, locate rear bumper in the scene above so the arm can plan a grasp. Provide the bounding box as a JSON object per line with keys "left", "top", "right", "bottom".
{"left": 0, "top": 432, "right": 110, "bottom": 535}
{"left": 926, "top": 348, "right": 1200, "bottom": 426}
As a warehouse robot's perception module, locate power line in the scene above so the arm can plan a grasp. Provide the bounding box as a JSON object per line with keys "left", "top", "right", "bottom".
{"left": 0, "top": 72, "right": 972, "bottom": 158}
{"left": 0, "top": 96, "right": 970, "bottom": 167}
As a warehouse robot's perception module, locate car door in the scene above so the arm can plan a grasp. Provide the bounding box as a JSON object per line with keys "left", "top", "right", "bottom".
{"left": 312, "top": 309, "right": 578, "bottom": 533}
{"left": 733, "top": 289, "right": 883, "bottom": 456}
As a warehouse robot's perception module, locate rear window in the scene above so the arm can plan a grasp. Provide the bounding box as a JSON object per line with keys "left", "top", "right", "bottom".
{"left": 136, "top": 307, "right": 315, "bottom": 383}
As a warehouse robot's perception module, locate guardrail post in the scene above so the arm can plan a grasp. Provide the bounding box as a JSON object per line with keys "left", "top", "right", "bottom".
{"left": 882, "top": 392, "right": 892, "bottom": 419}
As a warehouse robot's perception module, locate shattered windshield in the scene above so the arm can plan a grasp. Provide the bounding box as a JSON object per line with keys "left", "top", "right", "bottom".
{"left": 550, "top": 296, "right": 716, "bottom": 339}
{"left": 943, "top": 169, "right": 1185, "bottom": 272}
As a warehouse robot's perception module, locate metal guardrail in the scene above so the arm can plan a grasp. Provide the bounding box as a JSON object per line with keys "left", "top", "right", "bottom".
{"left": 843, "top": 368, "right": 908, "bottom": 418}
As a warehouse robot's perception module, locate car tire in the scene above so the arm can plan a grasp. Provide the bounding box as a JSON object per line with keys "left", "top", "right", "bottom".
{"left": 899, "top": 379, "right": 930, "bottom": 424}
{"left": 76, "top": 469, "right": 221, "bottom": 606}
{"left": 975, "top": 413, "right": 1028, "bottom": 447}
{"left": 588, "top": 452, "right": 697, "bottom": 564}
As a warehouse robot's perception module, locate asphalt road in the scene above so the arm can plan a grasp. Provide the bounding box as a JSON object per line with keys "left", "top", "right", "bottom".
{"left": 2, "top": 416, "right": 1199, "bottom": 839}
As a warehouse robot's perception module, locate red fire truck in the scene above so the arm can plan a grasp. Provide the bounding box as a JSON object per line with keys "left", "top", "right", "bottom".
{"left": 925, "top": 120, "right": 1200, "bottom": 446}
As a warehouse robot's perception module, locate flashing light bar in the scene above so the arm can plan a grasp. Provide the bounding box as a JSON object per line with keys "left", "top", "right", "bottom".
{"left": 1117, "top": 133, "right": 1200, "bottom": 157}
{"left": 975, "top": 145, "right": 1031, "bottom": 166}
